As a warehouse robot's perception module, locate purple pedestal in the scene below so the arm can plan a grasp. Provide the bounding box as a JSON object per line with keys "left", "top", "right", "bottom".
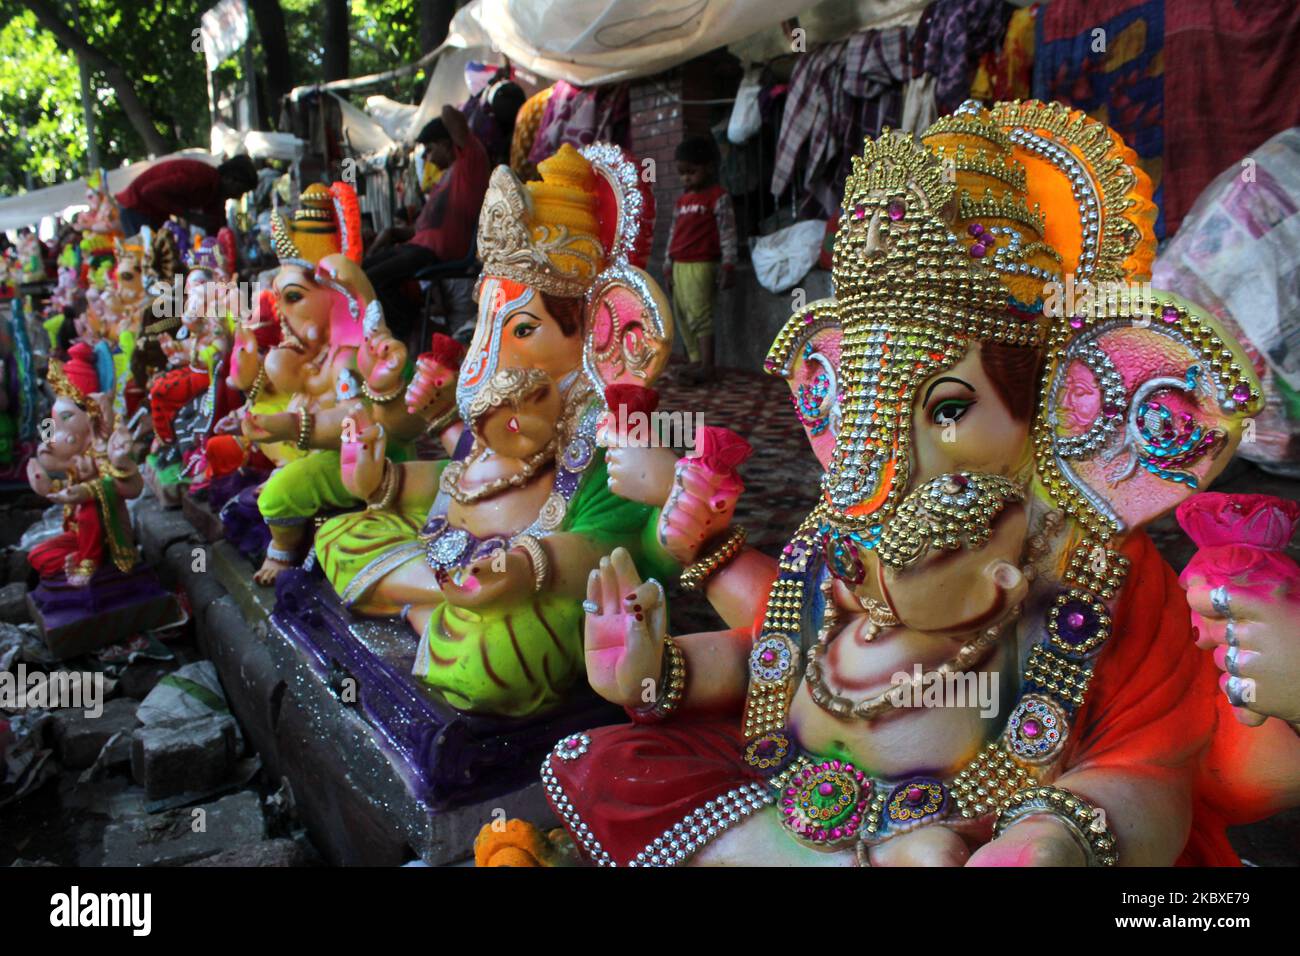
{"left": 28, "top": 564, "right": 183, "bottom": 658}
{"left": 218, "top": 483, "right": 273, "bottom": 563}
{"left": 272, "top": 569, "right": 620, "bottom": 811}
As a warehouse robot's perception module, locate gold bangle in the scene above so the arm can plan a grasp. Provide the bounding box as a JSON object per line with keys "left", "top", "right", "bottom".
{"left": 993, "top": 786, "right": 1118, "bottom": 867}
{"left": 680, "top": 526, "right": 748, "bottom": 591}
{"left": 632, "top": 635, "right": 686, "bottom": 722}
{"left": 361, "top": 379, "right": 403, "bottom": 404}
{"left": 513, "top": 534, "right": 550, "bottom": 592}
{"left": 365, "top": 460, "right": 400, "bottom": 510}
{"left": 295, "top": 410, "right": 314, "bottom": 450}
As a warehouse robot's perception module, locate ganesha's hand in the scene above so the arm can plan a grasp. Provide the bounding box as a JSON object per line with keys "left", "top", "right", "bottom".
{"left": 866, "top": 826, "right": 969, "bottom": 866}
{"left": 340, "top": 424, "right": 386, "bottom": 502}
{"left": 658, "top": 459, "right": 744, "bottom": 565}
{"left": 966, "top": 815, "right": 1087, "bottom": 867}
{"left": 49, "top": 482, "right": 93, "bottom": 506}
{"left": 26, "top": 459, "right": 54, "bottom": 497}
{"left": 228, "top": 326, "right": 260, "bottom": 391}
{"left": 437, "top": 550, "right": 534, "bottom": 610}
{"left": 1186, "top": 577, "right": 1300, "bottom": 727}
{"left": 406, "top": 353, "right": 457, "bottom": 418}
{"left": 214, "top": 410, "right": 243, "bottom": 436}
{"left": 359, "top": 331, "right": 408, "bottom": 396}
{"left": 242, "top": 411, "right": 297, "bottom": 444}
{"left": 605, "top": 446, "right": 678, "bottom": 506}
{"left": 584, "top": 547, "right": 667, "bottom": 708}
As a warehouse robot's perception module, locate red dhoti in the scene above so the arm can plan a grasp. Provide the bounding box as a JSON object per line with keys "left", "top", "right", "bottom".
{"left": 29, "top": 500, "right": 103, "bottom": 579}
{"left": 149, "top": 366, "right": 209, "bottom": 443}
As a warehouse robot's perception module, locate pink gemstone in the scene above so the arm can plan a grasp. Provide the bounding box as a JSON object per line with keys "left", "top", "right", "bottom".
{"left": 906, "top": 786, "right": 924, "bottom": 804}
{"left": 830, "top": 828, "right": 843, "bottom": 840}
{"left": 887, "top": 199, "right": 906, "bottom": 221}
{"left": 1162, "top": 306, "right": 1178, "bottom": 323}
{"left": 1022, "top": 718, "right": 1041, "bottom": 738}
{"left": 853, "top": 204, "right": 867, "bottom": 220}
{"left": 1103, "top": 403, "right": 1124, "bottom": 417}
{"left": 1232, "top": 385, "right": 1250, "bottom": 403}
{"left": 761, "top": 649, "right": 776, "bottom": 664}
{"left": 969, "top": 243, "right": 987, "bottom": 258}
{"left": 565, "top": 738, "right": 580, "bottom": 749}
{"left": 818, "top": 782, "right": 835, "bottom": 796}
{"left": 830, "top": 760, "right": 841, "bottom": 770}
{"left": 1066, "top": 611, "right": 1086, "bottom": 630}
{"left": 1069, "top": 316, "right": 1084, "bottom": 329}
{"left": 968, "top": 223, "right": 984, "bottom": 237}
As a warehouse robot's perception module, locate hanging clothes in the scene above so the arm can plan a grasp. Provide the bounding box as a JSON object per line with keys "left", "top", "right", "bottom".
{"left": 916, "top": 0, "right": 1015, "bottom": 115}
{"left": 528, "top": 81, "right": 630, "bottom": 165}
{"left": 771, "top": 28, "right": 909, "bottom": 217}
{"left": 971, "top": 3, "right": 1037, "bottom": 103}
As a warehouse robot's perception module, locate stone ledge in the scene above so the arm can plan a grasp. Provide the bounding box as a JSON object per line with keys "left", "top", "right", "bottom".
{"left": 133, "top": 492, "right": 559, "bottom": 865}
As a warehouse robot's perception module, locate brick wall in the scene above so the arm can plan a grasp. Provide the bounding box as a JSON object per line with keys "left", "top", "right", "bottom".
{"left": 628, "top": 71, "right": 686, "bottom": 272}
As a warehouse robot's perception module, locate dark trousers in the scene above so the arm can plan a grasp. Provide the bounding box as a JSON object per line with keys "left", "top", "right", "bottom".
{"left": 363, "top": 242, "right": 441, "bottom": 339}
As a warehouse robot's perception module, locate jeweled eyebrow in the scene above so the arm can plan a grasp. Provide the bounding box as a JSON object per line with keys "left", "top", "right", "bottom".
{"left": 923, "top": 376, "right": 975, "bottom": 405}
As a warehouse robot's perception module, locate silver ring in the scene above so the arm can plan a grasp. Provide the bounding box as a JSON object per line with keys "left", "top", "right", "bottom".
{"left": 1225, "top": 644, "right": 1240, "bottom": 677}
{"left": 582, "top": 600, "right": 600, "bottom": 614}
{"left": 1210, "top": 586, "right": 1232, "bottom": 617}
{"left": 1225, "top": 676, "right": 1249, "bottom": 707}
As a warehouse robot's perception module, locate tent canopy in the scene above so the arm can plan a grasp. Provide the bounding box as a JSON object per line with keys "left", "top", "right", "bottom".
{"left": 0, "top": 150, "right": 218, "bottom": 234}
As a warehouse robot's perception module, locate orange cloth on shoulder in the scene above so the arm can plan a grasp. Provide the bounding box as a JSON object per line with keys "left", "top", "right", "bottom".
{"left": 1065, "top": 530, "right": 1239, "bottom": 866}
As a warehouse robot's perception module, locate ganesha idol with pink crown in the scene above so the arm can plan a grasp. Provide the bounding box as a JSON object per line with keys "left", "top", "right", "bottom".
{"left": 475, "top": 101, "right": 1300, "bottom": 868}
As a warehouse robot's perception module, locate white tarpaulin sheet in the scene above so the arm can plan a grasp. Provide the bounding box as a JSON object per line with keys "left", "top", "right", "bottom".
{"left": 444, "top": 0, "right": 815, "bottom": 89}
{"left": 0, "top": 150, "right": 218, "bottom": 233}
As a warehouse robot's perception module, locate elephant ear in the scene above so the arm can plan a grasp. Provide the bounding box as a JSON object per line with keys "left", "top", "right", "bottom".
{"left": 583, "top": 265, "right": 673, "bottom": 392}
{"left": 1034, "top": 290, "right": 1262, "bottom": 540}
{"left": 764, "top": 299, "right": 842, "bottom": 471}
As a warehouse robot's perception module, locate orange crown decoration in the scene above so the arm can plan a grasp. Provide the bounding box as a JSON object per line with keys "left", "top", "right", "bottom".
{"left": 272, "top": 182, "right": 363, "bottom": 268}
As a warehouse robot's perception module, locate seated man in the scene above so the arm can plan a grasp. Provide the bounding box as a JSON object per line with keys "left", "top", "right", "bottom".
{"left": 362, "top": 105, "right": 489, "bottom": 337}
{"left": 115, "top": 155, "right": 257, "bottom": 234}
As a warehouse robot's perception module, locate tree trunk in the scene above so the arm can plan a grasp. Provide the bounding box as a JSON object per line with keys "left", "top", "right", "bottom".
{"left": 22, "top": 0, "right": 170, "bottom": 156}
{"left": 249, "top": 0, "right": 295, "bottom": 125}
{"left": 419, "top": 0, "right": 456, "bottom": 55}
{"left": 322, "top": 0, "right": 350, "bottom": 81}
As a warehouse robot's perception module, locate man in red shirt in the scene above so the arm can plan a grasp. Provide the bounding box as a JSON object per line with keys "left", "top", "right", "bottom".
{"left": 363, "top": 104, "right": 490, "bottom": 336}
{"left": 115, "top": 155, "right": 257, "bottom": 234}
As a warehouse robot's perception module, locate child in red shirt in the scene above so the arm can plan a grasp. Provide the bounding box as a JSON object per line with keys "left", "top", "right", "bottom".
{"left": 664, "top": 136, "right": 737, "bottom": 383}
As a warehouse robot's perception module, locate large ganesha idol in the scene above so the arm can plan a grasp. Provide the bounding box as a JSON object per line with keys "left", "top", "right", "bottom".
{"left": 237, "top": 182, "right": 435, "bottom": 584}
{"left": 311, "top": 143, "right": 680, "bottom": 719}
{"left": 491, "top": 102, "right": 1280, "bottom": 868}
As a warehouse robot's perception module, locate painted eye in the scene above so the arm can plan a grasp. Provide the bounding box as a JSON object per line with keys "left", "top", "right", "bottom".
{"left": 513, "top": 323, "right": 537, "bottom": 339}
{"left": 932, "top": 399, "right": 973, "bottom": 426}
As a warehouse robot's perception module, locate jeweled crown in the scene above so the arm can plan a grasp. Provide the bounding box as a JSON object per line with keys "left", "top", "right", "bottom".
{"left": 477, "top": 145, "right": 606, "bottom": 298}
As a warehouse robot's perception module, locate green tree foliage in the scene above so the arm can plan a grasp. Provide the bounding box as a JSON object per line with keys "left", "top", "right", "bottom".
{"left": 1, "top": 0, "right": 455, "bottom": 196}
{"left": 0, "top": 10, "right": 86, "bottom": 194}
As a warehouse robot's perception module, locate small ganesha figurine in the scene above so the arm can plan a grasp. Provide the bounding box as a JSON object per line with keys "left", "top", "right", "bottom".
{"left": 26, "top": 343, "right": 143, "bottom": 587}
{"left": 312, "top": 143, "right": 682, "bottom": 719}
{"left": 147, "top": 227, "right": 239, "bottom": 471}
{"left": 490, "top": 102, "right": 1282, "bottom": 868}
{"left": 238, "top": 182, "right": 437, "bottom": 584}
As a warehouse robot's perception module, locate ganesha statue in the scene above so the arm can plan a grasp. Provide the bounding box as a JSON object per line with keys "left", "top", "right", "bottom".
{"left": 482, "top": 101, "right": 1287, "bottom": 868}
{"left": 309, "top": 143, "right": 682, "bottom": 720}
{"left": 25, "top": 342, "right": 178, "bottom": 654}
{"left": 234, "top": 182, "right": 435, "bottom": 584}
{"left": 146, "top": 227, "right": 239, "bottom": 475}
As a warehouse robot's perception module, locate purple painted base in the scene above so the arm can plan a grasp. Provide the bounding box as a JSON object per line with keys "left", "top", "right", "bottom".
{"left": 218, "top": 482, "right": 273, "bottom": 563}
{"left": 272, "top": 568, "right": 620, "bottom": 811}
{"left": 29, "top": 564, "right": 182, "bottom": 658}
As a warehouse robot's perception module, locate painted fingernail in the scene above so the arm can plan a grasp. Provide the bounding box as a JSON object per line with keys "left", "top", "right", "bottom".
{"left": 633, "top": 604, "right": 642, "bottom": 612}
{"left": 635, "top": 613, "right": 644, "bottom": 622}
{"left": 626, "top": 592, "right": 637, "bottom": 601}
